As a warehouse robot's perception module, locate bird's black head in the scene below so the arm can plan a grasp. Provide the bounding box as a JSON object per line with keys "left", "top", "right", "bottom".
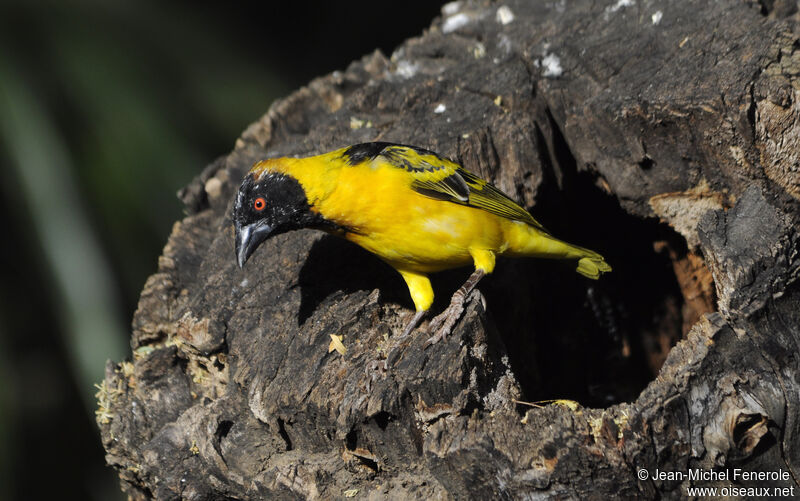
{"left": 232, "top": 170, "right": 319, "bottom": 268}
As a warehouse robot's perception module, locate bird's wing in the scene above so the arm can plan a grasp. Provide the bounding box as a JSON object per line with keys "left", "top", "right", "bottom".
{"left": 341, "top": 143, "right": 549, "bottom": 232}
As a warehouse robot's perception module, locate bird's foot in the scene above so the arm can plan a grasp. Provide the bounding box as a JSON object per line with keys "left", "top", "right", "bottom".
{"left": 425, "top": 269, "right": 486, "bottom": 348}
{"left": 425, "top": 291, "right": 468, "bottom": 348}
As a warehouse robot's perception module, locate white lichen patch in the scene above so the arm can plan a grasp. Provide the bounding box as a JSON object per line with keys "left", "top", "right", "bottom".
{"left": 349, "top": 116, "right": 372, "bottom": 130}
{"left": 472, "top": 41, "right": 487, "bottom": 59}
{"left": 496, "top": 5, "right": 515, "bottom": 25}
{"left": 604, "top": 0, "right": 635, "bottom": 19}
{"left": 482, "top": 368, "right": 521, "bottom": 411}
{"left": 394, "top": 60, "right": 419, "bottom": 79}
{"left": 470, "top": 342, "right": 488, "bottom": 360}
{"left": 652, "top": 10, "right": 663, "bottom": 25}
{"left": 542, "top": 53, "right": 563, "bottom": 78}
{"left": 442, "top": 12, "right": 471, "bottom": 34}
{"left": 442, "top": 1, "right": 462, "bottom": 16}
{"left": 133, "top": 345, "right": 155, "bottom": 360}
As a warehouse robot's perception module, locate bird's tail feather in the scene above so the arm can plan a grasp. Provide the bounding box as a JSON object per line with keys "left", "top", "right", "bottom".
{"left": 507, "top": 225, "right": 612, "bottom": 279}
{"left": 576, "top": 253, "right": 612, "bottom": 279}
{"left": 559, "top": 241, "right": 611, "bottom": 279}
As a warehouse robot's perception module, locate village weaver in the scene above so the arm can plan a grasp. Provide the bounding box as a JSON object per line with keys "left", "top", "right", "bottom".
{"left": 233, "top": 142, "right": 611, "bottom": 344}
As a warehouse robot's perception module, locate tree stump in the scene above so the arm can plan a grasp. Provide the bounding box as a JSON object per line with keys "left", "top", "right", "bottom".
{"left": 97, "top": 1, "right": 800, "bottom": 499}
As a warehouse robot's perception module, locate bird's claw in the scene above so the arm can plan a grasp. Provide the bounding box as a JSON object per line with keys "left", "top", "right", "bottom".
{"left": 424, "top": 291, "right": 467, "bottom": 348}
{"left": 401, "top": 309, "right": 428, "bottom": 338}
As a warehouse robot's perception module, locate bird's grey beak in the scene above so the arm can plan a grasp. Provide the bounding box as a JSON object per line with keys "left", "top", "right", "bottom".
{"left": 235, "top": 222, "right": 273, "bottom": 269}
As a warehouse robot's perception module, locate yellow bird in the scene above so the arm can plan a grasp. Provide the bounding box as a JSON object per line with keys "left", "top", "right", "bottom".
{"left": 233, "top": 142, "right": 611, "bottom": 343}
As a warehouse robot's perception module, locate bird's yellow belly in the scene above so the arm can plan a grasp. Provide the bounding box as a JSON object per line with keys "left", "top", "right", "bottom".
{"left": 312, "top": 164, "right": 519, "bottom": 273}
{"left": 343, "top": 199, "right": 508, "bottom": 273}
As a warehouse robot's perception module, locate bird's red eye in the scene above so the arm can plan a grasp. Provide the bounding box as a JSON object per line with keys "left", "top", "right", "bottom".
{"left": 253, "top": 197, "right": 266, "bottom": 211}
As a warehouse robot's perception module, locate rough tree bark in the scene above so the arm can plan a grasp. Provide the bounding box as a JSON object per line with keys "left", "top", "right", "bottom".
{"left": 97, "top": 0, "right": 800, "bottom": 499}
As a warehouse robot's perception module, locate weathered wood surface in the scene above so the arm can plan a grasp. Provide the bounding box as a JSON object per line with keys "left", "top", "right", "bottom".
{"left": 97, "top": 0, "right": 800, "bottom": 498}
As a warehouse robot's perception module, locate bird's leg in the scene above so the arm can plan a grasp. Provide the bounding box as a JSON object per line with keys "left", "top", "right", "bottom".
{"left": 401, "top": 309, "right": 428, "bottom": 338}
{"left": 426, "top": 269, "right": 486, "bottom": 346}
{"left": 395, "top": 270, "right": 434, "bottom": 338}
